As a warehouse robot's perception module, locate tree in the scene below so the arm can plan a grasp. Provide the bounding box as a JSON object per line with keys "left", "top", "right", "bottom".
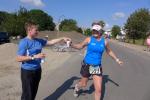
{"left": 0, "top": 7, "right": 56, "bottom": 37}
{"left": 124, "top": 8, "right": 150, "bottom": 44}
{"left": 98, "top": 20, "right": 105, "bottom": 28}
{"left": 77, "top": 27, "right": 83, "bottom": 33}
{"left": 84, "top": 28, "right": 92, "bottom": 36}
{"left": 59, "top": 19, "right": 78, "bottom": 31}
{"left": 1, "top": 7, "right": 29, "bottom": 36}
{"left": 0, "top": 11, "right": 8, "bottom": 25}
{"left": 17, "top": 7, "right": 29, "bottom": 36}
{"left": 28, "top": 9, "right": 55, "bottom": 31}
{"left": 111, "top": 25, "right": 121, "bottom": 38}
{"left": 0, "top": 11, "right": 10, "bottom": 31}
{"left": 1, "top": 13, "right": 19, "bottom": 36}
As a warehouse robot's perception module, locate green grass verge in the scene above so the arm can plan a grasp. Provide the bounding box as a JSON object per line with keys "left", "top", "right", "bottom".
{"left": 125, "top": 39, "right": 146, "bottom": 46}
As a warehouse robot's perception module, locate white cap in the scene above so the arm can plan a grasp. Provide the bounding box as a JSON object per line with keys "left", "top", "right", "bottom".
{"left": 92, "top": 25, "right": 102, "bottom": 31}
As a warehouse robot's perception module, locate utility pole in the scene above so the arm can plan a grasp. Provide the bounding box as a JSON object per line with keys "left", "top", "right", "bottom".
{"left": 56, "top": 15, "right": 65, "bottom": 32}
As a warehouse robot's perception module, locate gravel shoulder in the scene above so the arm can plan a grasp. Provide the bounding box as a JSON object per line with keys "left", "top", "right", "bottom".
{"left": 0, "top": 43, "right": 74, "bottom": 100}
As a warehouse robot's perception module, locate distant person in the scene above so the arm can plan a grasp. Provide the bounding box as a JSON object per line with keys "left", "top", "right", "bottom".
{"left": 103, "top": 33, "right": 108, "bottom": 39}
{"left": 103, "top": 32, "right": 110, "bottom": 41}
{"left": 146, "top": 34, "right": 150, "bottom": 51}
{"left": 16, "top": 21, "right": 71, "bottom": 100}
{"left": 71, "top": 23, "right": 123, "bottom": 100}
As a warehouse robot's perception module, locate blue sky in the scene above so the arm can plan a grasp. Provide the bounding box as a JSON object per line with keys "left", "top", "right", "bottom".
{"left": 0, "top": 0, "right": 150, "bottom": 29}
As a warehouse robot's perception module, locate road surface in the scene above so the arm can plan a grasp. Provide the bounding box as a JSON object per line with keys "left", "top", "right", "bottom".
{"left": 36, "top": 42, "right": 150, "bottom": 100}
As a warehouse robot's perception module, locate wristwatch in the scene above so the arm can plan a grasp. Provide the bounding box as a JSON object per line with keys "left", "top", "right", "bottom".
{"left": 31, "top": 55, "right": 35, "bottom": 60}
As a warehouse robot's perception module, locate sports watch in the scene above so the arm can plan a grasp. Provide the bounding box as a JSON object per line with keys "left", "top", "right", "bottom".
{"left": 31, "top": 55, "right": 35, "bottom": 60}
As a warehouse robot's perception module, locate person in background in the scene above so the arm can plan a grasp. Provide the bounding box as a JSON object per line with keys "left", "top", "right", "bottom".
{"left": 103, "top": 32, "right": 109, "bottom": 40}
{"left": 146, "top": 33, "right": 150, "bottom": 51}
{"left": 16, "top": 21, "right": 71, "bottom": 100}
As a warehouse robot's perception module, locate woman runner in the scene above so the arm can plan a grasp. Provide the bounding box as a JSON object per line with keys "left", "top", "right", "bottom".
{"left": 71, "top": 23, "right": 123, "bottom": 100}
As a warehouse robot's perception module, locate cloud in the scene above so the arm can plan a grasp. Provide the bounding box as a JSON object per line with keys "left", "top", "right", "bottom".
{"left": 20, "top": 0, "right": 45, "bottom": 7}
{"left": 112, "top": 12, "right": 125, "bottom": 20}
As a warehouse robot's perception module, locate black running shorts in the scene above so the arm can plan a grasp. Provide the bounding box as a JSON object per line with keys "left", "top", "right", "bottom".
{"left": 80, "top": 61, "right": 103, "bottom": 78}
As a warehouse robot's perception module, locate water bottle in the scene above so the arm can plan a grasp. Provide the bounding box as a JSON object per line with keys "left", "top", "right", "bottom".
{"left": 66, "top": 40, "right": 71, "bottom": 48}
{"left": 41, "top": 53, "right": 45, "bottom": 63}
{"left": 41, "top": 58, "right": 45, "bottom": 63}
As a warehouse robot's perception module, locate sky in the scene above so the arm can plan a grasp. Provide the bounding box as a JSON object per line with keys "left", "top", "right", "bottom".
{"left": 0, "top": 0, "right": 150, "bottom": 29}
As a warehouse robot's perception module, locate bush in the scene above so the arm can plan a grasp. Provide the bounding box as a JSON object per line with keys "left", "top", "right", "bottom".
{"left": 59, "top": 19, "right": 78, "bottom": 31}
{"left": 111, "top": 25, "right": 121, "bottom": 38}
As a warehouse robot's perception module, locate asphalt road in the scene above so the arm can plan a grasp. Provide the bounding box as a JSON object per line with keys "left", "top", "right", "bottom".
{"left": 36, "top": 42, "right": 150, "bottom": 100}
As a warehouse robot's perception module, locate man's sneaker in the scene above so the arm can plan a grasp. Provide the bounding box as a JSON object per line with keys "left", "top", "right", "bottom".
{"left": 73, "top": 84, "right": 80, "bottom": 97}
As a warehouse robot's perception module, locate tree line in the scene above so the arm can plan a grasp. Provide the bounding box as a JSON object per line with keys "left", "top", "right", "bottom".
{"left": 111, "top": 8, "right": 150, "bottom": 45}
{"left": 0, "top": 7, "right": 55, "bottom": 37}
{"left": 0, "top": 7, "right": 150, "bottom": 44}
{"left": 0, "top": 7, "right": 84, "bottom": 37}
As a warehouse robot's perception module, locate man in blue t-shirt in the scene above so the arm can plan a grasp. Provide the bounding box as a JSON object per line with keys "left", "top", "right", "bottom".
{"left": 16, "top": 21, "right": 71, "bottom": 100}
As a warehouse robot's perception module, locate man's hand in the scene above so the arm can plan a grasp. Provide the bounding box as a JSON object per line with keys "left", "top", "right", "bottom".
{"left": 34, "top": 53, "right": 46, "bottom": 59}
{"left": 116, "top": 59, "right": 123, "bottom": 66}
{"left": 62, "top": 37, "right": 71, "bottom": 42}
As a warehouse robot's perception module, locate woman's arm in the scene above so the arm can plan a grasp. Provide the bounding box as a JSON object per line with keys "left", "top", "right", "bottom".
{"left": 71, "top": 37, "right": 90, "bottom": 50}
{"left": 47, "top": 37, "right": 71, "bottom": 46}
{"left": 105, "top": 40, "right": 123, "bottom": 65}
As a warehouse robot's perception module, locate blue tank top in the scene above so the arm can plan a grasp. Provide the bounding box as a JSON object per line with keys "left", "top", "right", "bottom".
{"left": 84, "top": 36, "right": 105, "bottom": 66}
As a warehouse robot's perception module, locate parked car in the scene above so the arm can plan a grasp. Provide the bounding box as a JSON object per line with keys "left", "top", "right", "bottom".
{"left": 0, "top": 32, "right": 10, "bottom": 44}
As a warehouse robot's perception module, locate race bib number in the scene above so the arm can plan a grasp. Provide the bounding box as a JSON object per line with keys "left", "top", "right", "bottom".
{"left": 89, "top": 66, "right": 101, "bottom": 74}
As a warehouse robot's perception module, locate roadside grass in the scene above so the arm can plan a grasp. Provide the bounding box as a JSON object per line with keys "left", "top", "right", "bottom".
{"left": 125, "top": 39, "right": 146, "bottom": 46}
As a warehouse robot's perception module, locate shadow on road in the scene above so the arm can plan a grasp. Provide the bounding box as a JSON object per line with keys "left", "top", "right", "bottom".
{"left": 80, "top": 75, "right": 119, "bottom": 100}
{"left": 44, "top": 76, "right": 80, "bottom": 100}
{"left": 44, "top": 75, "right": 119, "bottom": 100}
{"left": 101, "top": 75, "right": 119, "bottom": 100}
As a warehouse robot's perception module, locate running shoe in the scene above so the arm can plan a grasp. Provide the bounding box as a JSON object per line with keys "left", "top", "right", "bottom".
{"left": 73, "top": 84, "right": 80, "bottom": 97}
